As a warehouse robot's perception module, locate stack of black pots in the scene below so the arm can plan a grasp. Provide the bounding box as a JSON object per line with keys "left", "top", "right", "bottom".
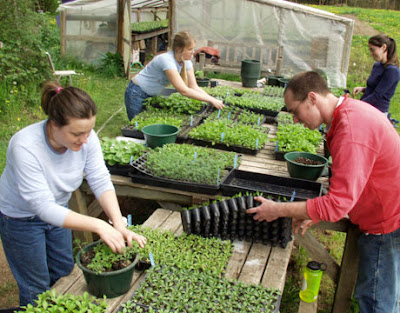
{"left": 181, "top": 195, "right": 292, "bottom": 248}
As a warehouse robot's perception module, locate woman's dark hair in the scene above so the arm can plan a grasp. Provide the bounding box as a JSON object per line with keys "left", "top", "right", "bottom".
{"left": 369, "top": 34, "right": 399, "bottom": 67}
{"left": 284, "top": 71, "right": 330, "bottom": 101}
{"left": 41, "top": 81, "right": 97, "bottom": 126}
{"left": 172, "top": 31, "right": 194, "bottom": 52}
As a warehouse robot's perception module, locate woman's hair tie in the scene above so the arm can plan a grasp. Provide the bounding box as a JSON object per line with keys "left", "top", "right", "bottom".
{"left": 55, "top": 87, "right": 63, "bottom": 94}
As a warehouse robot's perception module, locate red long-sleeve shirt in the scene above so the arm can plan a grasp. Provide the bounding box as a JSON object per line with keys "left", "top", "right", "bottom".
{"left": 307, "top": 96, "right": 400, "bottom": 234}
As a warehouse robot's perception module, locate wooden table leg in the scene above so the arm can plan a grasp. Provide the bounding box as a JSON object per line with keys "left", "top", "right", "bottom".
{"left": 69, "top": 189, "right": 93, "bottom": 243}
{"left": 332, "top": 224, "right": 360, "bottom": 313}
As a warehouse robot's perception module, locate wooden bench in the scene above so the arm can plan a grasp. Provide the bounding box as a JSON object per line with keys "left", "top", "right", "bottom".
{"left": 53, "top": 208, "right": 293, "bottom": 312}
{"left": 197, "top": 41, "right": 284, "bottom": 76}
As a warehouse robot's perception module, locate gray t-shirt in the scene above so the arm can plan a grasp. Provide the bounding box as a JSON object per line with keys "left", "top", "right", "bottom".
{"left": 135, "top": 50, "right": 193, "bottom": 96}
{"left": 0, "top": 120, "right": 114, "bottom": 227}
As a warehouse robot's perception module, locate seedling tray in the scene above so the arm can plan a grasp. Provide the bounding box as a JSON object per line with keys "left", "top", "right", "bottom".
{"left": 188, "top": 134, "right": 268, "bottom": 155}
{"left": 226, "top": 102, "right": 281, "bottom": 118}
{"left": 106, "top": 163, "right": 132, "bottom": 177}
{"left": 130, "top": 154, "right": 231, "bottom": 195}
{"left": 119, "top": 266, "right": 282, "bottom": 313}
{"left": 221, "top": 169, "right": 323, "bottom": 200}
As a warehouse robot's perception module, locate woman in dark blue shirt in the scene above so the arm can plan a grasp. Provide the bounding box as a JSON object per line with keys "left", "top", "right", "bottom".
{"left": 353, "top": 34, "right": 400, "bottom": 114}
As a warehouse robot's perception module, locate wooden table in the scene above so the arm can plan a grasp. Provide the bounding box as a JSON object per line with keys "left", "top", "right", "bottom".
{"left": 53, "top": 208, "right": 293, "bottom": 313}
{"left": 68, "top": 99, "right": 356, "bottom": 313}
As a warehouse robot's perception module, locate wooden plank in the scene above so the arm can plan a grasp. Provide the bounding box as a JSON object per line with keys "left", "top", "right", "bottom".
{"left": 142, "top": 208, "right": 173, "bottom": 228}
{"left": 332, "top": 225, "right": 360, "bottom": 313}
{"left": 294, "top": 232, "right": 340, "bottom": 283}
{"left": 52, "top": 265, "right": 82, "bottom": 294}
{"left": 158, "top": 211, "right": 182, "bottom": 233}
{"left": 157, "top": 201, "right": 182, "bottom": 211}
{"left": 105, "top": 271, "right": 146, "bottom": 313}
{"left": 87, "top": 199, "right": 103, "bottom": 219}
{"left": 239, "top": 242, "right": 271, "bottom": 285}
{"left": 225, "top": 240, "right": 252, "bottom": 280}
{"left": 262, "top": 240, "right": 294, "bottom": 292}
{"left": 298, "top": 300, "right": 318, "bottom": 313}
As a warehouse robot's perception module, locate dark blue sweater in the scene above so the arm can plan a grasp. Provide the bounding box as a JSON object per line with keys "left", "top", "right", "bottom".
{"left": 361, "top": 62, "right": 400, "bottom": 113}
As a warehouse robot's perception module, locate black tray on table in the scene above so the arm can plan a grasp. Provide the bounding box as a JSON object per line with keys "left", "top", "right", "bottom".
{"left": 221, "top": 169, "right": 323, "bottom": 200}
{"left": 106, "top": 163, "right": 132, "bottom": 177}
{"left": 129, "top": 154, "right": 232, "bottom": 195}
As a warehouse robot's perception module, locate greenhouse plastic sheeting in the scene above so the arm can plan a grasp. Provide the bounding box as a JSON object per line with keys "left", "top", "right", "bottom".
{"left": 58, "top": 0, "right": 118, "bottom": 63}
{"left": 173, "top": 0, "right": 354, "bottom": 88}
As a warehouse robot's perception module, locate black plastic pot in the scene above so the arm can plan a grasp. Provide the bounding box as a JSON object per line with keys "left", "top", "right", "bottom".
{"left": 191, "top": 207, "right": 202, "bottom": 235}
{"left": 181, "top": 209, "right": 192, "bottom": 234}
{"left": 209, "top": 202, "right": 220, "bottom": 237}
{"left": 200, "top": 205, "right": 211, "bottom": 237}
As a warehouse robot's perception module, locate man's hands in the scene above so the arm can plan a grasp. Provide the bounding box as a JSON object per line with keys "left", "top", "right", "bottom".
{"left": 246, "top": 196, "right": 282, "bottom": 222}
{"left": 246, "top": 196, "right": 313, "bottom": 235}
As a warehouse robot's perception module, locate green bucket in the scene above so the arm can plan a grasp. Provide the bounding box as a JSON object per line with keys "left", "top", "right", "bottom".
{"left": 284, "top": 151, "right": 328, "bottom": 181}
{"left": 141, "top": 124, "right": 179, "bottom": 148}
{"left": 241, "top": 59, "right": 261, "bottom": 87}
{"left": 76, "top": 241, "right": 139, "bottom": 298}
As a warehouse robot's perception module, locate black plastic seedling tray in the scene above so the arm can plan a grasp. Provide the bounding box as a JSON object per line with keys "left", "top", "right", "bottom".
{"left": 106, "top": 163, "right": 132, "bottom": 177}
{"left": 221, "top": 169, "right": 323, "bottom": 200}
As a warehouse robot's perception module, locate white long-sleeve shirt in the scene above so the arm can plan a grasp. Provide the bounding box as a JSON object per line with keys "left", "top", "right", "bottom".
{"left": 0, "top": 120, "right": 113, "bottom": 227}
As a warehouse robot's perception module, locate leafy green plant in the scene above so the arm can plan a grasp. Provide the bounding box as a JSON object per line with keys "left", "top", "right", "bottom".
{"left": 17, "top": 289, "right": 108, "bottom": 313}
{"left": 274, "top": 123, "right": 322, "bottom": 153}
{"left": 100, "top": 137, "right": 146, "bottom": 166}
{"left": 123, "top": 265, "right": 280, "bottom": 313}
{"left": 96, "top": 52, "right": 124, "bottom": 77}
{"left": 143, "top": 93, "right": 204, "bottom": 115}
{"left": 142, "top": 144, "right": 239, "bottom": 185}
{"left": 126, "top": 225, "right": 233, "bottom": 277}
{"left": 264, "top": 85, "right": 285, "bottom": 97}
{"left": 77, "top": 240, "right": 138, "bottom": 274}
{"left": 129, "top": 109, "right": 187, "bottom": 130}
{"left": 206, "top": 106, "right": 264, "bottom": 125}
{"left": 189, "top": 118, "right": 268, "bottom": 150}
{"left": 131, "top": 20, "right": 168, "bottom": 33}
{"left": 225, "top": 93, "right": 285, "bottom": 112}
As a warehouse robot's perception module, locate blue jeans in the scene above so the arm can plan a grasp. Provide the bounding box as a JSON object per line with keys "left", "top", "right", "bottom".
{"left": 0, "top": 212, "right": 74, "bottom": 306}
{"left": 354, "top": 227, "right": 400, "bottom": 313}
{"left": 124, "top": 80, "right": 151, "bottom": 120}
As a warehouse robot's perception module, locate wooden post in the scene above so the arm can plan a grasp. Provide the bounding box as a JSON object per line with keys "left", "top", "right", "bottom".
{"left": 60, "top": 10, "right": 67, "bottom": 56}
{"left": 275, "top": 46, "right": 283, "bottom": 75}
{"left": 199, "top": 52, "right": 206, "bottom": 72}
{"left": 168, "top": 0, "right": 175, "bottom": 50}
{"left": 332, "top": 224, "right": 360, "bottom": 313}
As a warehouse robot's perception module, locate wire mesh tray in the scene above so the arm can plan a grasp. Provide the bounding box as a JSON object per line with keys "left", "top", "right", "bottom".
{"left": 130, "top": 153, "right": 232, "bottom": 195}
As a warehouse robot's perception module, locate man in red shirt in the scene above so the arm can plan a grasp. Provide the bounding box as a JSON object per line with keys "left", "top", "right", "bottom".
{"left": 247, "top": 71, "right": 400, "bottom": 312}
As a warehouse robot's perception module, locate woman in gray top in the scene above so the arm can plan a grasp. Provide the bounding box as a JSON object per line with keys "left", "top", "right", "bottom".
{"left": 0, "top": 81, "right": 146, "bottom": 306}
{"left": 125, "top": 31, "right": 224, "bottom": 120}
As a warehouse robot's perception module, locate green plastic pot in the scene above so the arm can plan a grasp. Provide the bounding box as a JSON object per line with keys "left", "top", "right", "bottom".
{"left": 241, "top": 59, "right": 261, "bottom": 87}
{"left": 76, "top": 241, "right": 139, "bottom": 298}
{"left": 196, "top": 78, "right": 210, "bottom": 87}
{"left": 141, "top": 124, "right": 179, "bottom": 148}
{"left": 284, "top": 151, "right": 328, "bottom": 181}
